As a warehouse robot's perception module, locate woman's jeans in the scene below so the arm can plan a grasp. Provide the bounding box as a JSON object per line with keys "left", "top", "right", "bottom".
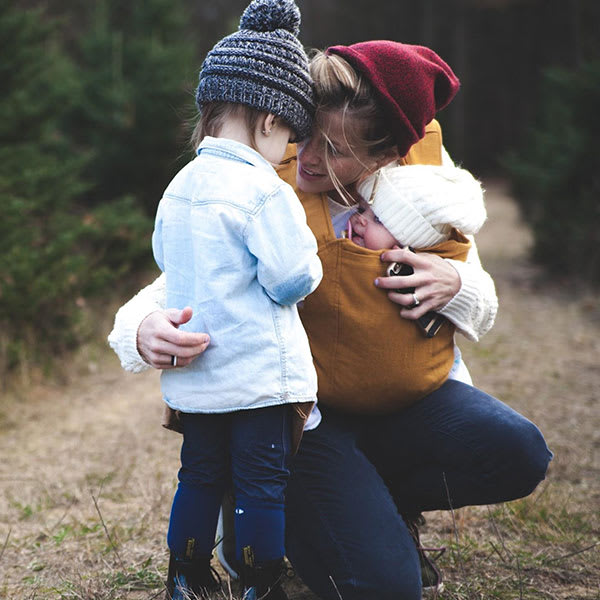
{"left": 285, "top": 380, "right": 553, "bottom": 600}
{"left": 168, "top": 405, "right": 291, "bottom": 564}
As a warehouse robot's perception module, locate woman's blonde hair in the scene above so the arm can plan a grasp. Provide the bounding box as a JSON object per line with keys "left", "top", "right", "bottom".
{"left": 309, "top": 50, "right": 397, "bottom": 203}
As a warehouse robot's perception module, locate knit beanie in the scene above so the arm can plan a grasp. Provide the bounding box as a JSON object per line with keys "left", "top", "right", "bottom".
{"left": 327, "top": 41, "right": 460, "bottom": 157}
{"left": 357, "top": 164, "right": 486, "bottom": 248}
{"left": 196, "top": 0, "right": 314, "bottom": 141}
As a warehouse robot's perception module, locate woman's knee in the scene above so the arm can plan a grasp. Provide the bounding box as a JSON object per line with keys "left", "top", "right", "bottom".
{"left": 499, "top": 415, "right": 553, "bottom": 500}
{"left": 455, "top": 384, "right": 553, "bottom": 500}
{"left": 518, "top": 421, "right": 552, "bottom": 494}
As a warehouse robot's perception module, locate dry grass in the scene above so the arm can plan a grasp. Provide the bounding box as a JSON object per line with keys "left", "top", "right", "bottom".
{"left": 0, "top": 180, "right": 598, "bottom": 599}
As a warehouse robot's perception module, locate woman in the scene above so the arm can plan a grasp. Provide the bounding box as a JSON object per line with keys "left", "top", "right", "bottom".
{"left": 109, "top": 41, "right": 552, "bottom": 600}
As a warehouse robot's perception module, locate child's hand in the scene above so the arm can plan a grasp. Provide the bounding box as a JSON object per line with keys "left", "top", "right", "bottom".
{"left": 137, "top": 307, "right": 210, "bottom": 369}
{"left": 376, "top": 247, "right": 461, "bottom": 319}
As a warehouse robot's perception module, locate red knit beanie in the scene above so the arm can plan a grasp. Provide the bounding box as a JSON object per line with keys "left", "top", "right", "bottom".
{"left": 327, "top": 41, "right": 460, "bottom": 157}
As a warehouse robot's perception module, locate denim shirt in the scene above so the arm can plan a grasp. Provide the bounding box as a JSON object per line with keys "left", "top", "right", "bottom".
{"left": 152, "top": 137, "right": 322, "bottom": 413}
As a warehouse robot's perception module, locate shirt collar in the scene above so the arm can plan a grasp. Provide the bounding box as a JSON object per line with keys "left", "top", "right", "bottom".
{"left": 197, "top": 136, "right": 277, "bottom": 175}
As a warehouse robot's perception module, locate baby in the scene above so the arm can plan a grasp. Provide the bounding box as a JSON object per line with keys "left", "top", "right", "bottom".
{"left": 350, "top": 162, "right": 486, "bottom": 342}
{"left": 350, "top": 163, "right": 486, "bottom": 252}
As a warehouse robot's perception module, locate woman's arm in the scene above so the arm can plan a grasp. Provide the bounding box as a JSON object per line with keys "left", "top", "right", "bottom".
{"left": 437, "top": 238, "right": 498, "bottom": 341}
{"left": 107, "top": 273, "right": 210, "bottom": 371}
{"left": 377, "top": 240, "right": 497, "bottom": 341}
{"left": 108, "top": 274, "right": 167, "bottom": 372}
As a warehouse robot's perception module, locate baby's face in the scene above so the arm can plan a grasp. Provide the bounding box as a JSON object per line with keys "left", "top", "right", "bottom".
{"left": 349, "top": 200, "right": 398, "bottom": 250}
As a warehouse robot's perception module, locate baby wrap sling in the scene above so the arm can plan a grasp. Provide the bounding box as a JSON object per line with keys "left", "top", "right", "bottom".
{"left": 278, "top": 120, "right": 471, "bottom": 414}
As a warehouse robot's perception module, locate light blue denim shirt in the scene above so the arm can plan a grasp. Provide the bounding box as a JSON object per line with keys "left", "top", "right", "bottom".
{"left": 152, "top": 137, "right": 322, "bottom": 413}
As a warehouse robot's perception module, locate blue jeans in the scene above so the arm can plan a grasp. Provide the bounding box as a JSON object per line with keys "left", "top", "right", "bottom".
{"left": 168, "top": 405, "right": 291, "bottom": 563}
{"left": 285, "top": 380, "right": 552, "bottom": 600}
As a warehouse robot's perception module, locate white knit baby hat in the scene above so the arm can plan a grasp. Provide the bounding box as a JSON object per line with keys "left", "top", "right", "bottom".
{"left": 357, "top": 164, "right": 487, "bottom": 248}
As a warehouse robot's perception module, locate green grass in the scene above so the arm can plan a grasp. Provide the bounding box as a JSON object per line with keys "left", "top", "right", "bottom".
{"left": 428, "top": 482, "right": 599, "bottom": 600}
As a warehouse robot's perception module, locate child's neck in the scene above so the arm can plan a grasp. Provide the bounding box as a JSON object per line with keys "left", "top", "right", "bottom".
{"left": 217, "top": 116, "right": 254, "bottom": 148}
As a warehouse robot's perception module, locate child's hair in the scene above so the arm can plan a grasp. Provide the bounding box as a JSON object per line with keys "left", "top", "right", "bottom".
{"left": 190, "top": 102, "right": 265, "bottom": 151}
{"left": 309, "top": 50, "right": 397, "bottom": 204}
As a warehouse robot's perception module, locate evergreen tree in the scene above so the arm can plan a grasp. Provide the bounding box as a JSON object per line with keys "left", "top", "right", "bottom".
{"left": 0, "top": 1, "right": 87, "bottom": 369}
{"left": 64, "top": 0, "right": 196, "bottom": 216}
{"left": 0, "top": 1, "right": 153, "bottom": 374}
{"left": 504, "top": 61, "right": 600, "bottom": 283}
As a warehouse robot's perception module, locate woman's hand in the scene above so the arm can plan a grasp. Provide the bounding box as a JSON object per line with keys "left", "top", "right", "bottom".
{"left": 376, "top": 247, "right": 461, "bottom": 319}
{"left": 137, "top": 307, "right": 210, "bottom": 369}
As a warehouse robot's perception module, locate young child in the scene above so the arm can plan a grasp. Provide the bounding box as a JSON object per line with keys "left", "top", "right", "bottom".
{"left": 351, "top": 162, "right": 487, "bottom": 380}
{"left": 151, "top": 1, "right": 322, "bottom": 598}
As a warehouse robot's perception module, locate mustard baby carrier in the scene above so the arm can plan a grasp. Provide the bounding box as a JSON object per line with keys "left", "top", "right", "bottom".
{"left": 278, "top": 120, "right": 471, "bottom": 414}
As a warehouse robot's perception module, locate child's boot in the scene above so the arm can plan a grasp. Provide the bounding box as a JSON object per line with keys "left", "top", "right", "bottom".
{"left": 241, "top": 553, "right": 290, "bottom": 600}
{"left": 165, "top": 551, "right": 221, "bottom": 600}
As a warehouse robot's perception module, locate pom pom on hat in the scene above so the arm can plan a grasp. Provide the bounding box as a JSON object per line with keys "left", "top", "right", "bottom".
{"left": 327, "top": 41, "right": 460, "bottom": 157}
{"left": 240, "top": 0, "right": 301, "bottom": 36}
{"left": 197, "top": 0, "right": 314, "bottom": 141}
{"left": 358, "top": 164, "right": 486, "bottom": 249}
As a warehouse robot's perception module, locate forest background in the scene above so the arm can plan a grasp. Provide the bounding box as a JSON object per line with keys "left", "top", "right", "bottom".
{"left": 2, "top": 0, "right": 599, "bottom": 379}
{"left": 1, "top": 1, "right": 600, "bottom": 598}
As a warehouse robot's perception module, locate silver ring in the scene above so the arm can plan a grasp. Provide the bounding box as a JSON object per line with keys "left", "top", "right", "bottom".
{"left": 171, "top": 355, "right": 178, "bottom": 367}
{"left": 411, "top": 293, "right": 420, "bottom": 308}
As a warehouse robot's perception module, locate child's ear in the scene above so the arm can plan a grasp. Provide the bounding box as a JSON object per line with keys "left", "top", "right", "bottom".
{"left": 260, "top": 113, "right": 277, "bottom": 136}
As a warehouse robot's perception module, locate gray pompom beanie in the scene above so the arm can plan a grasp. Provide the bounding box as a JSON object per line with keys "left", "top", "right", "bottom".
{"left": 196, "top": 0, "right": 315, "bottom": 141}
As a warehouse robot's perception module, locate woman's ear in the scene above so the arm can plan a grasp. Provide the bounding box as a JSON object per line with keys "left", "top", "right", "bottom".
{"left": 375, "top": 146, "right": 400, "bottom": 169}
{"left": 361, "top": 147, "right": 400, "bottom": 178}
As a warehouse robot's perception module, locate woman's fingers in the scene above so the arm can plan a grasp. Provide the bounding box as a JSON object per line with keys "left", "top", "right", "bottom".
{"left": 164, "top": 306, "right": 194, "bottom": 327}
{"left": 379, "top": 246, "right": 418, "bottom": 266}
{"left": 377, "top": 247, "right": 461, "bottom": 315}
{"left": 137, "top": 309, "right": 210, "bottom": 369}
{"left": 386, "top": 287, "right": 437, "bottom": 319}
{"left": 158, "top": 336, "right": 211, "bottom": 367}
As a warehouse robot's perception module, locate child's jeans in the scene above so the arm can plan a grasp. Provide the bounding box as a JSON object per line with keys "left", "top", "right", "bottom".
{"left": 167, "top": 404, "right": 292, "bottom": 564}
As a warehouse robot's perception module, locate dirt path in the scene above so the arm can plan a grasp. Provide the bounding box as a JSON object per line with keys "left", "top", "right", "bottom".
{"left": 0, "top": 181, "right": 598, "bottom": 599}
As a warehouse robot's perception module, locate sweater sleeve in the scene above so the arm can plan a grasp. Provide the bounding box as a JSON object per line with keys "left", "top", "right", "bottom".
{"left": 438, "top": 237, "right": 498, "bottom": 341}
{"left": 107, "top": 273, "right": 167, "bottom": 373}
{"left": 441, "top": 145, "right": 455, "bottom": 167}
{"left": 436, "top": 146, "right": 498, "bottom": 340}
